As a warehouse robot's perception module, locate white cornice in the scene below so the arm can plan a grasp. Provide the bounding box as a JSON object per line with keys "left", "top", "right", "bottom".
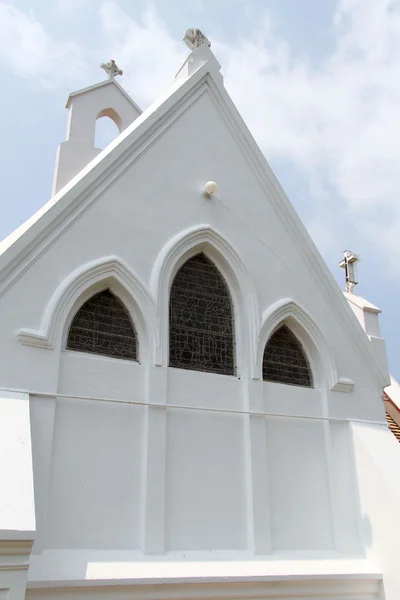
{"left": 66, "top": 78, "right": 142, "bottom": 114}
{"left": 26, "top": 574, "right": 382, "bottom": 599}
{"left": 344, "top": 292, "right": 381, "bottom": 314}
{"left": 0, "top": 536, "right": 34, "bottom": 571}
{"left": 0, "top": 539, "right": 34, "bottom": 556}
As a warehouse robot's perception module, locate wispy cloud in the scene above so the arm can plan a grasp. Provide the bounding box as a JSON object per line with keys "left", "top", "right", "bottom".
{"left": 98, "top": 1, "right": 186, "bottom": 107}
{"left": 0, "top": 3, "right": 87, "bottom": 86}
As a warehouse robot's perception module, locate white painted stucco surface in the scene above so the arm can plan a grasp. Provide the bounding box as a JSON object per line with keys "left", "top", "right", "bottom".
{"left": 0, "top": 44, "right": 397, "bottom": 600}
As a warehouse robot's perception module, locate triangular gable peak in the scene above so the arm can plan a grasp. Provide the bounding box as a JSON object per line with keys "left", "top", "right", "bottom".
{"left": 65, "top": 78, "right": 141, "bottom": 113}
{"left": 0, "top": 44, "right": 389, "bottom": 388}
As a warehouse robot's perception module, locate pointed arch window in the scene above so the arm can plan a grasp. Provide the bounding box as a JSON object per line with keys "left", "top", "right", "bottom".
{"left": 169, "top": 253, "right": 235, "bottom": 375}
{"left": 262, "top": 325, "right": 312, "bottom": 387}
{"left": 67, "top": 289, "right": 138, "bottom": 360}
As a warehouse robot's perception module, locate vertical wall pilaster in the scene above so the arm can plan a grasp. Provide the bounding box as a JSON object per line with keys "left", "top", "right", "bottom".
{"left": 0, "top": 539, "right": 33, "bottom": 600}
{"left": 142, "top": 365, "right": 167, "bottom": 554}
{"left": 322, "top": 389, "right": 361, "bottom": 553}
{"left": 246, "top": 379, "right": 272, "bottom": 554}
{"left": 29, "top": 395, "right": 57, "bottom": 553}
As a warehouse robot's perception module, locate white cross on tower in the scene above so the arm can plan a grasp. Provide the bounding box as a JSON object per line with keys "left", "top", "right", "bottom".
{"left": 339, "top": 250, "right": 360, "bottom": 293}
{"left": 101, "top": 59, "right": 123, "bottom": 79}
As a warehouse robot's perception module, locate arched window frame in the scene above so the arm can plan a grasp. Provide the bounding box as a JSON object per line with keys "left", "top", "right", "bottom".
{"left": 256, "top": 298, "right": 341, "bottom": 390}
{"left": 66, "top": 287, "right": 139, "bottom": 362}
{"left": 150, "top": 226, "right": 260, "bottom": 380}
{"left": 166, "top": 246, "right": 240, "bottom": 375}
{"left": 262, "top": 323, "right": 313, "bottom": 387}
{"left": 63, "top": 279, "right": 145, "bottom": 362}
{"left": 168, "top": 252, "right": 236, "bottom": 376}
{"left": 18, "top": 257, "right": 157, "bottom": 365}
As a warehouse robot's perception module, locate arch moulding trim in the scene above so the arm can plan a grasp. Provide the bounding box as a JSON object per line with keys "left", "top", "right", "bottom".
{"left": 18, "top": 256, "right": 157, "bottom": 358}
{"left": 257, "top": 298, "right": 354, "bottom": 392}
{"left": 150, "top": 224, "right": 259, "bottom": 371}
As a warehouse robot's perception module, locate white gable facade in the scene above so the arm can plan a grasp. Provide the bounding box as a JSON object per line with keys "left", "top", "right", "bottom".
{"left": 0, "top": 42, "right": 399, "bottom": 600}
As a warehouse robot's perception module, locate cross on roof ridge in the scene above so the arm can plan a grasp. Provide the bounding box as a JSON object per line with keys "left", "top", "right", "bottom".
{"left": 101, "top": 59, "right": 123, "bottom": 79}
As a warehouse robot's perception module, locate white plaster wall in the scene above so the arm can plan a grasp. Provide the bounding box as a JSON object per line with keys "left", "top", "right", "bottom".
{"left": 0, "top": 392, "right": 35, "bottom": 535}
{"left": 44, "top": 395, "right": 144, "bottom": 549}
{"left": 0, "top": 392, "right": 35, "bottom": 600}
{"left": 0, "top": 73, "right": 388, "bottom": 569}
{"left": 351, "top": 423, "right": 400, "bottom": 599}
{"left": 165, "top": 370, "right": 246, "bottom": 550}
{"left": 58, "top": 351, "right": 144, "bottom": 401}
{"left": 266, "top": 414, "right": 333, "bottom": 550}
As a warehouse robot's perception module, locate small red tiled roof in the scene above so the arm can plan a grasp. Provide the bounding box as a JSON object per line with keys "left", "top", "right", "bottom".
{"left": 386, "top": 412, "right": 400, "bottom": 443}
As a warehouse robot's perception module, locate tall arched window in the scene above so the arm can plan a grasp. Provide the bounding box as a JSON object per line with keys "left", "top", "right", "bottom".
{"left": 169, "top": 253, "right": 235, "bottom": 375}
{"left": 67, "top": 289, "right": 138, "bottom": 360}
{"left": 262, "top": 325, "right": 312, "bottom": 387}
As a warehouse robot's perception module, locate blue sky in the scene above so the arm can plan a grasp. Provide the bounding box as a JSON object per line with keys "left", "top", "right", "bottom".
{"left": 1, "top": 0, "right": 400, "bottom": 380}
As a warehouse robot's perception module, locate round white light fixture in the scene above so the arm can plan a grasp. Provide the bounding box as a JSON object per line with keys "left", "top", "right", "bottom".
{"left": 203, "top": 181, "right": 217, "bottom": 199}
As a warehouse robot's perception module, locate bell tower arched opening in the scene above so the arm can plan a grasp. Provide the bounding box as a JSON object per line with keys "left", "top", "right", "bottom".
{"left": 94, "top": 109, "right": 122, "bottom": 150}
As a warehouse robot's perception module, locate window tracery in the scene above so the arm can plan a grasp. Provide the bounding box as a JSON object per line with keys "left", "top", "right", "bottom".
{"left": 262, "top": 325, "right": 312, "bottom": 387}
{"left": 169, "top": 253, "right": 235, "bottom": 375}
{"left": 67, "top": 289, "right": 138, "bottom": 360}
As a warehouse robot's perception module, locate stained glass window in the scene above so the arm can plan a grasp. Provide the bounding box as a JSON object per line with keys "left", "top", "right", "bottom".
{"left": 67, "top": 289, "right": 138, "bottom": 360}
{"left": 169, "top": 253, "right": 235, "bottom": 375}
{"left": 262, "top": 325, "right": 312, "bottom": 387}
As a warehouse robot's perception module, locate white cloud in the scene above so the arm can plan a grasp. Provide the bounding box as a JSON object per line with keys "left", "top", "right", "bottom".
{"left": 54, "top": 0, "right": 88, "bottom": 17}
{"left": 0, "top": 3, "right": 87, "bottom": 85}
{"left": 98, "top": 1, "right": 186, "bottom": 107}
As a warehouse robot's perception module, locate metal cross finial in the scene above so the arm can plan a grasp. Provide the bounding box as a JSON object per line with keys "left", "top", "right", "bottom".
{"left": 339, "top": 250, "right": 360, "bottom": 294}
{"left": 101, "top": 59, "right": 123, "bottom": 79}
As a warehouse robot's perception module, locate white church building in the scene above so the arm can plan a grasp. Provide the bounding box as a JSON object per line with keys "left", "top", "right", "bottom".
{"left": 1, "top": 30, "right": 399, "bottom": 600}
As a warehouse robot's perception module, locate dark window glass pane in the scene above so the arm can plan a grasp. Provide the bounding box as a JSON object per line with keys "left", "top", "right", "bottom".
{"left": 67, "top": 289, "right": 137, "bottom": 361}
{"left": 169, "top": 253, "right": 235, "bottom": 375}
{"left": 262, "top": 325, "right": 312, "bottom": 387}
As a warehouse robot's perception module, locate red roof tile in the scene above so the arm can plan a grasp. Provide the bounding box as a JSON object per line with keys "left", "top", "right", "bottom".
{"left": 386, "top": 412, "right": 400, "bottom": 443}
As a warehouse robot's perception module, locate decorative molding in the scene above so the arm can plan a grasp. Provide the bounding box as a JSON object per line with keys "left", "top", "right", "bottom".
{"left": 256, "top": 298, "right": 352, "bottom": 392}
{"left": 26, "top": 575, "right": 382, "bottom": 599}
{"left": 18, "top": 331, "right": 53, "bottom": 350}
{"left": 0, "top": 539, "right": 34, "bottom": 556}
{"left": 66, "top": 78, "right": 142, "bottom": 114}
{"left": 331, "top": 377, "right": 355, "bottom": 393}
{"left": 0, "top": 562, "right": 29, "bottom": 571}
{"left": 150, "top": 224, "right": 259, "bottom": 376}
{"left": 0, "top": 537, "right": 33, "bottom": 571}
{"left": 18, "top": 256, "right": 157, "bottom": 363}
